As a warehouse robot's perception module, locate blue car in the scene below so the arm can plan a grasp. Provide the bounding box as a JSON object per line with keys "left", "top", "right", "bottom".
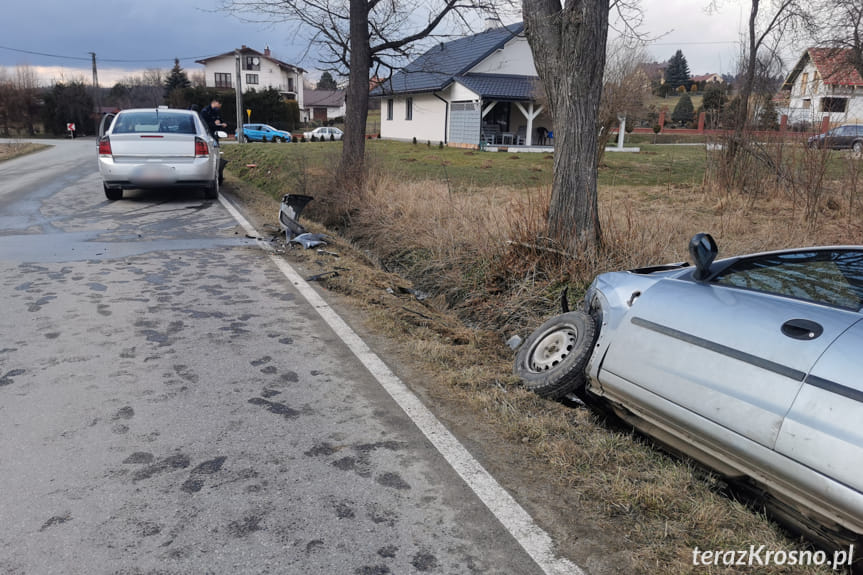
{"left": 239, "top": 124, "right": 291, "bottom": 143}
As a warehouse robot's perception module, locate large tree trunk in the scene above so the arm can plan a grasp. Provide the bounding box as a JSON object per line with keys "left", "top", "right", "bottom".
{"left": 341, "top": 0, "right": 372, "bottom": 185}
{"left": 522, "top": 1, "right": 609, "bottom": 254}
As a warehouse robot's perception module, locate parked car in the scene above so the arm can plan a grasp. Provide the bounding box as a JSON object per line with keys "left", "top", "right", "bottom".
{"left": 98, "top": 107, "right": 226, "bottom": 200}
{"left": 807, "top": 124, "right": 863, "bottom": 152}
{"left": 515, "top": 234, "right": 863, "bottom": 555}
{"left": 303, "top": 126, "right": 343, "bottom": 141}
{"left": 239, "top": 123, "right": 291, "bottom": 143}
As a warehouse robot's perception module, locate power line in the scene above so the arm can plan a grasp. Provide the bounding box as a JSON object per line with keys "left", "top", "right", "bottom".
{"left": 0, "top": 44, "right": 219, "bottom": 64}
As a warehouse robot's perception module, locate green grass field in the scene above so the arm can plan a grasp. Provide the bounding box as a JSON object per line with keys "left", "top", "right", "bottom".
{"left": 222, "top": 139, "right": 711, "bottom": 199}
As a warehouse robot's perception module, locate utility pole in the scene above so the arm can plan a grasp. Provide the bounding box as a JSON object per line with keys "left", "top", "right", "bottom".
{"left": 89, "top": 52, "right": 101, "bottom": 134}
{"left": 235, "top": 51, "right": 244, "bottom": 144}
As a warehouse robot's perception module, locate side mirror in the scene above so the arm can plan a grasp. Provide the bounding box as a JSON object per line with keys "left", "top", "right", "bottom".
{"left": 689, "top": 233, "right": 718, "bottom": 281}
{"left": 216, "top": 131, "right": 228, "bottom": 140}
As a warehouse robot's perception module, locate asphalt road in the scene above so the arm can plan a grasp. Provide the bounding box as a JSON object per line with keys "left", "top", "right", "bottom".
{"left": 0, "top": 140, "right": 571, "bottom": 575}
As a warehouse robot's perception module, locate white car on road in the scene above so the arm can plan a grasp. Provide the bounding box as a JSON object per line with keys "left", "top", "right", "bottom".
{"left": 98, "top": 107, "right": 226, "bottom": 201}
{"left": 303, "top": 126, "right": 343, "bottom": 141}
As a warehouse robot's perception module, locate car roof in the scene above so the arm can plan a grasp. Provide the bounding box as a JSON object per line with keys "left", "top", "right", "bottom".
{"left": 118, "top": 108, "right": 196, "bottom": 115}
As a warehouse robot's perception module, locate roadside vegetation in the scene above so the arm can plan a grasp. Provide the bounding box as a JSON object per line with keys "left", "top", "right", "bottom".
{"left": 0, "top": 142, "right": 49, "bottom": 162}
{"left": 223, "top": 140, "right": 861, "bottom": 574}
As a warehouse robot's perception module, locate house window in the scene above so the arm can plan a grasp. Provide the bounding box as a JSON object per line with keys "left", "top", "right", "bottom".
{"left": 386, "top": 99, "right": 394, "bottom": 121}
{"left": 822, "top": 97, "right": 848, "bottom": 113}
{"left": 802, "top": 99, "right": 811, "bottom": 109}
{"left": 214, "top": 73, "right": 232, "bottom": 88}
{"left": 405, "top": 97, "right": 413, "bottom": 121}
{"left": 288, "top": 78, "right": 294, "bottom": 93}
{"left": 485, "top": 102, "right": 511, "bottom": 132}
{"left": 244, "top": 56, "right": 260, "bottom": 71}
{"left": 246, "top": 74, "right": 259, "bottom": 85}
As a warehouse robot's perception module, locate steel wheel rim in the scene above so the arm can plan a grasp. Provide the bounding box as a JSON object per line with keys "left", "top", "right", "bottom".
{"left": 529, "top": 326, "right": 578, "bottom": 372}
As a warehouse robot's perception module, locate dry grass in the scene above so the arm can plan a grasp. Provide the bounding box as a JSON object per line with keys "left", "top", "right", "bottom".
{"left": 222, "top": 142, "right": 862, "bottom": 574}
{"left": 0, "top": 142, "right": 49, "bottom": 162}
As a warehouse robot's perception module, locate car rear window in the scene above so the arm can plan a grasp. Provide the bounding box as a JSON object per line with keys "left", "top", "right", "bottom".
{"left": 113, "top": 111, "right": 197, "bottom": 134}
{"left": 714, "top": 250, "right": 863, "bottom": 310}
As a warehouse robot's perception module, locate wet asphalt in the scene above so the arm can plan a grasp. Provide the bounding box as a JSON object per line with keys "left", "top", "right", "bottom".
{"left": 0, "top": 140, "right": 546, "bottom": 574}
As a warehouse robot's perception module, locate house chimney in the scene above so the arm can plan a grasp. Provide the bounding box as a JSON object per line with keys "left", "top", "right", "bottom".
{"left": 241, "top": 45, "right": 247, "bottom": 50}
{"left": 484, "top": 17, "right": 502, "bottom": 31}
{"left": 264, "top": 45, "right": 271, "bottom": 57}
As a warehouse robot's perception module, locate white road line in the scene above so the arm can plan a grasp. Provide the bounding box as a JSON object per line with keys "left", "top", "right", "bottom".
{"left": 218, "top": 194, "right": 584, "bottom": 575}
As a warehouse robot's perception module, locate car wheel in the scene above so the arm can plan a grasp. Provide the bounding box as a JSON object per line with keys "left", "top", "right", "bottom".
{"left": 104, "top": 184, "right": 122, "bottom": 201}
{"left": 274, "top": 136, "right": 283, "bottom": 143}
{"left": 204, "top": 176, "right": 219, "bottom": 200}
{"left": 514, "top": 310, "right": 598, "bottom": 399}
{"left": 242, "top": 135, "right": 250, "bottom": 143}
{"left": 853, "top": 141, "right": 863, "bottom": 154}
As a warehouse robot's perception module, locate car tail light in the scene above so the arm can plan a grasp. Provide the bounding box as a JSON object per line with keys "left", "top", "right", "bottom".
{"left": 98, "top": 136, "right": 112, "bottom": 156}
{"left": 195, "top": 137, "right": 209, "bottom": 157}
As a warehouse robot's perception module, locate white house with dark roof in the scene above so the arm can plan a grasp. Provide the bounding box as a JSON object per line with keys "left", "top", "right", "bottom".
{"left": 196, "top": 46, "right": 305, "bottom": 110}
{"left": 302, "top": 89, "right": 346, "bottom": 123}
{"left": 780, "top": 48, "right": 863, "bottom": 125}
{"left": 373, "top": 23, "right": 552, "bottom": 147}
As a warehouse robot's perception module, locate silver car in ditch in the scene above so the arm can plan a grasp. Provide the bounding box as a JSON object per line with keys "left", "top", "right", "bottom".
{"left": 515, "top": 234, "right": 863, "bottom": 555}
{"left": 98, "top": 107, "right": 225, "bottom": 201}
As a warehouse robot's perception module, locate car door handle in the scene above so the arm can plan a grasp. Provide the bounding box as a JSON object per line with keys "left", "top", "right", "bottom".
{"left": 781, "top": 319, "right": 823, "bottom": 340}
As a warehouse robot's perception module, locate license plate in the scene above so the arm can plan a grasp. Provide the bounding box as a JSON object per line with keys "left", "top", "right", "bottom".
{"left": 131, "top": 164, "right": 174, "bottom": 184}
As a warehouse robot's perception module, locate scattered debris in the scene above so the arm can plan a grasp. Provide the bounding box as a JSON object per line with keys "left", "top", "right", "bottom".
{"left": 279, "top": 194, "right": 313, "bottom": 240}
{"left": 386, "top": 285, "right": 430, "bottom": 301}
{"left": 290, "top": 233, "right": 328, "bottom": 249}
{"left": 506, "top": 335, "right": 523, "bottom": 351}
{"left": 306, "top": 271, "right": 340, "bottom": 282}
{"left": 245, "top": 163, "right": 258, "bottom": 168}
{"left": 316, "top": 249, "right": 339, "bottom": 257}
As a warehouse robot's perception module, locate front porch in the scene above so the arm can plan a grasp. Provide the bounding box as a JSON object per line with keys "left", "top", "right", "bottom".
{"left": 446, "top": 75, "right": 553, "bottom": 149}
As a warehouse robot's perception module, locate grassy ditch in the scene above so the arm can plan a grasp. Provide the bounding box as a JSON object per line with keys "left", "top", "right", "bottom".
{"left": 0, "top": 142, "right": 50, "bottom": 162}
{"left": 222, "top": 140, "right": 861, "bottom": 574}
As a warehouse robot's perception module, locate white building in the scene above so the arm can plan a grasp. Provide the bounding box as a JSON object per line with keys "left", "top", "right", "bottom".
{"left": 196, "top": 46, "right": 305, "bottom": 111}
{"left": 373, "top": 23, "right": 552, "bottom": 147}
{"left": 780, "top": 48, "right": 863, "bottom": 127}
{"left": 302, "top": 89, "right": 346, "bottom": 123}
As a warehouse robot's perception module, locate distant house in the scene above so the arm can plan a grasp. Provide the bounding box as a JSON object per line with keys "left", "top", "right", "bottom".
{"left": 640, "top": 61, "right": 669, "bottom": 85}
{"left": 372, "top": 22, "right": 551, "bottom": 147}
{"left": 302, "top": 89, "right": 346, "bottom": 123}
{"left": 780, "top": 48, "right": 863, "bottom": 125}
{"left": 691, "top": 73, "right": 724, "bottom": 85}
{"left": 196, "top": 46, "right": 305, "bottom": 110}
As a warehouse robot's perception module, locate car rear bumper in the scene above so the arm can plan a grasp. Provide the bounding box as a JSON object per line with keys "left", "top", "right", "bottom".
{"left": 99, "top": 157, "right": 215, "bottom": 188}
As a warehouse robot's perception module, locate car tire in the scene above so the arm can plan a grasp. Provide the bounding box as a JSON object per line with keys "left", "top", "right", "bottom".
{"left": 854, "top": 141, "right": 863, "bottom": 154}
{"left": 204, "top": 177, "right": 219, "bottom": 200}
{"left": 242, "top": 135, "right": 250, "bottom": 143}
{"left": 104, "top": 184, "right": 122, "bottom": 201}
{"left": 274, "top": 136, "right": 283, "bottom": 143}
{"left": 514, "top": 311, "right": 598, "bottom": 399}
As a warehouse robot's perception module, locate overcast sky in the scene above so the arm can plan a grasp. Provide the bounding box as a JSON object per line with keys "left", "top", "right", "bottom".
{"left": 0, "top": 0, "right": 751, "bottom": 86}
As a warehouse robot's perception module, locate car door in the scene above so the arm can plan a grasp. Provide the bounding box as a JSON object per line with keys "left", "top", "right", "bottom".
{"left": 98, "top": 113, "right": 115, "bottom": 138}
{"left": 598, "top": 249, "right": 863, "bottom": 450}
{"left": 776, "top": 318, "right": 863, "bottom": 503}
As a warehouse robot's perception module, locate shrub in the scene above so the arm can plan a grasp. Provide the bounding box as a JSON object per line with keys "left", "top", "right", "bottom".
{"left": 672, "top": 94, "right": 695, "bottom": 126}
{"left": 412, "top": 136, "right": 417, "bottom": 145}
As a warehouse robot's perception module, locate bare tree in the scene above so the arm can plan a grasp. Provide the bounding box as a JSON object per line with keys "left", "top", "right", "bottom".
{"left": 597, "top": 39, "right": 650, "bottom": 165}
{"left": 220, "top": 0, "right": 508, "bottom": 185}
{"left": 520, "top": 1, "right": 612, "bottom": 253}
{"left": 812, "top": 0, "right": 863, "bottom": 80}
{"left": 710, "top": 0, "right": 813, "bottom": 151}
